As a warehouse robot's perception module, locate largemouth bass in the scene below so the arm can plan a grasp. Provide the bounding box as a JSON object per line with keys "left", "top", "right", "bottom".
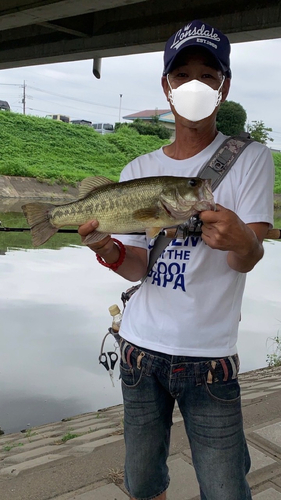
{"left": 22, "top": 175, "right": 215, "bottom": 247}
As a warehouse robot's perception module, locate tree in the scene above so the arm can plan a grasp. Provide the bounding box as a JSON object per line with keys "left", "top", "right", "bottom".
{"left": 216, "top": 100, "right": 247, "bottom": 136}
{"left": 128, "top": 116, "right": 172, "bottom": 140}
{"left": 247, "top": 120, "right": 274, "bottom": 145}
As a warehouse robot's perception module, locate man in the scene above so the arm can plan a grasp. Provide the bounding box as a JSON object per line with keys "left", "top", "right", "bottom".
{"left": 79, "top": 20, "right": 274, "bottom": 500}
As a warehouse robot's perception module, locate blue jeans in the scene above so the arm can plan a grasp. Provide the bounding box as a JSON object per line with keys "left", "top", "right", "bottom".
{"left": 119, "top": 339, "right": 252, "bottom": 500}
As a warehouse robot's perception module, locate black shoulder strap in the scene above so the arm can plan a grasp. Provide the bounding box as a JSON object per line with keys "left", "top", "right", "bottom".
{"left": 197, "top": 133, "right": 253, "bottom": 190}
{"left": 121, "top": 133, "right": 253, "bottom": 305}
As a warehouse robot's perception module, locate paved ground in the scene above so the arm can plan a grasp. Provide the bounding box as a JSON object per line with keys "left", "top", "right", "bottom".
{"left": 1, "top": 366, "right": 281, "bottom": 499}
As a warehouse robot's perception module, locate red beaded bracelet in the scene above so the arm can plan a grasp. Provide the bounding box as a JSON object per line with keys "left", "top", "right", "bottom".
{"left": 96, "top": 238, "right": 126, "bottom": 271}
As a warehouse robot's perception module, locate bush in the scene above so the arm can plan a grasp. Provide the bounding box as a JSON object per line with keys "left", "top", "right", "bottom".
{"left": 128, "top": 117, "right": 172, "bottom": 140}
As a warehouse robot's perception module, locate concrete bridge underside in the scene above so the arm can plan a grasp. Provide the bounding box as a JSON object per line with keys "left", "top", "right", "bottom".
{"left": 0, "top": 0, "right": 281, "bottom": 71}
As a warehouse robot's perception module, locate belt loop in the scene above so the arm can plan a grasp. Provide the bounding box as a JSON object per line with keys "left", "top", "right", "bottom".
{"left": 219, "top": 358, "right": 229, "bottom": 381}
{"left": 234, "top": 354, "right": 240, "bottom": 373}
{"left": 126, "top": 346, "right": 134, "bottom": 368}
{"left": 121, "top": 341, "right": 129, "bottom": 364}
{"left": 194, "top": 362, "right": 201, "bottom": 386}
{"left": 228, "top": 355, "right": 237, "bottom": 379}
{"left": 137, "top": 351, "right": 145, "bottom": 370}
{"left": 207, "top": 360, "right": 217, "bottom": 384}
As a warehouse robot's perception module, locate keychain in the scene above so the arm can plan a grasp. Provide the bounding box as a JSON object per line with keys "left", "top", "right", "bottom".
{"left": 98, "top": 305, "right": 122, "bottom": 386}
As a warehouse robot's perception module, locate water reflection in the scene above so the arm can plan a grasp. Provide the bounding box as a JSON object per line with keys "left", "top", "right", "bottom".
{"left": 0, "top": 205, "right": 280, "bottom": 434}
{"left": 0, "top": 242, "right": 127, "bottom": 434}
{"left": 238, "top": 240, "right": 281, "bottom": 371}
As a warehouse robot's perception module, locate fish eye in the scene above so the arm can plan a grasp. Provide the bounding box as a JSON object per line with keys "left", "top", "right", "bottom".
{"left": 188, "top": 179, "right": 197, "bottom": 187}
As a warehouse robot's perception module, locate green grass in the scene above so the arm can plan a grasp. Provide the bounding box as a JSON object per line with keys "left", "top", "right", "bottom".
{"left": 0, "top": 111, "right": 280, "bottom": 192}
{"left": 0, "top": 111, "right": 168, "bottom": 184}
{"left": 60, "top": 432, "right": 79, "bottom": 443}
{"left": 267, "top": 332, "right": 281, "bottom": 367}
{"left": 3, "top": 442, "right": 24, "bottom": 452}
{"left": 23, "top": 428, "right": 37, "bottom": 439}
{"left": 272, "top": 153, "right": 281, "bottom": 194}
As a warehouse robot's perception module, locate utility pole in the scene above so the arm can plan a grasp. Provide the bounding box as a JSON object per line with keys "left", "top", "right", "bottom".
{"left": 119, "top": 94, "right": 123, "bottom": 122}
{"left": 22, "top": 80, "right": 26, "bottom": 115}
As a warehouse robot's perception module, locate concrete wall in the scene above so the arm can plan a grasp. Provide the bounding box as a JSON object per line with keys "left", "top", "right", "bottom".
{"left": 0, "top": 175, "right": 78, "bottom": 201}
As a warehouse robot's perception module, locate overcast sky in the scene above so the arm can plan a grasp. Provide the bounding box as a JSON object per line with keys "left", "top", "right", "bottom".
{"left": 1, "top": 37, "right": 281, "bottom": 149}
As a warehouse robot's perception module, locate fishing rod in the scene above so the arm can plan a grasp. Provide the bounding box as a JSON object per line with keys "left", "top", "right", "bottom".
{"left": 0, "top": 221, "right": 280, "bottom": 240}
{"left": 0, "top": 223, "right": 77, "bottom": 234}
{"left": 163, "top": 227, "right": 281, "bottom": 240}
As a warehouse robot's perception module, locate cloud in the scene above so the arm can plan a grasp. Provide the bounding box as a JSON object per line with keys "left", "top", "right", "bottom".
{"left": 229, "top": 39, "right": 281, "bottom": 146}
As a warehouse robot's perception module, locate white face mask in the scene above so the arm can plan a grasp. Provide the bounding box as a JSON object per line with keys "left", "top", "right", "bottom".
{"left": 167, "top": 75, "right": 225, "bottom": 122}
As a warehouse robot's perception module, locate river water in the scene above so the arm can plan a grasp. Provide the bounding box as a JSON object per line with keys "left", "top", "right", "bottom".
{"left": 0, "top": 206, "right": 280, "bottom": 434}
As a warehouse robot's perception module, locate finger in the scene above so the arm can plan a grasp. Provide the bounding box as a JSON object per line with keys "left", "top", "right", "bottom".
{"left": 86, "top": 234, "right": 112, "bottom": 251}
{"left": 78, "top": 220, "right": 99, "bottom": 236}
{"left": 199, "top": 210, "right": 220, "bottom": 223}
{"left": 201, "top": 232, "right": 218, "bottom": 249}
{"left": 201, "top": 222, "right": 213, "bottom": 232}
{"left": 201, "top": 225, "right": 215, "bottom": 238}
{"left": 214, "top": 204, "right": 224, "bottom": 211}
{"left": 199, "top": 204, "right": 228, "bottom": 223}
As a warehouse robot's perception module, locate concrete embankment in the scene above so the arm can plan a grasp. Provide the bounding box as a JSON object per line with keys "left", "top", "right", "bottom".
{"left": 0, "top": 366, "right": 281, "bottom": 500}
{"left": 1, "top": 175, "right": 281, "bottom": 215}
{"left": 0, "top": 175, "right": 78, "bottom": 212}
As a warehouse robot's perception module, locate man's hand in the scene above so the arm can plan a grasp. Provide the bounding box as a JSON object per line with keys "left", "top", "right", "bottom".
{"left": 199, "top": 204, "right": 269, "bottom": 272}
{"left": 200, "top": 204, "right": 252, "bottom": 254}
{"left": 78, "top": 219, "right": 113, "bottom": 254}
{"left": 78, "top": 219, "right": 148, "bottom": 281}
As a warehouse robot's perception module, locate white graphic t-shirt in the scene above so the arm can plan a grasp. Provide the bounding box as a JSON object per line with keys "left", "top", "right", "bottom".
{"left": 117, "top": 132, "right": 274, "bottom": 357}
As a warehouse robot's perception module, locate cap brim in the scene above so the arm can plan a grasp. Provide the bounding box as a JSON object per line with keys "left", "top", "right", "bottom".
{"left": 163, "top": 43, "right": 231, "bottom": 78}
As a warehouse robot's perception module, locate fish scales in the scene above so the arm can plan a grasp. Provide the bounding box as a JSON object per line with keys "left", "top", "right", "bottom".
{"left": 51, "top": 178, "right": 167, "bottom": 232}
{"left": 22, "top": 175, "right": 215, "bottom": 246}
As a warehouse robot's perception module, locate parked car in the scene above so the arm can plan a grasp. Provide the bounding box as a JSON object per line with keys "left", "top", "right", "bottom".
{"left": 92, "top": 123, "right": 114, "bottom": 134}
{"left": 45, "top": 114, "right": 70, "bottom": 123}
{"left": 0, "top": 100, "right": 10, "bottom": 111}
{"left": 71, "top": 119, "right": 92, "bottom": 126}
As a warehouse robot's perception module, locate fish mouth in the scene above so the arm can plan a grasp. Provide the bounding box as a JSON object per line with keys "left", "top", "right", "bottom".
{"left": 161, "top": 198, "right": 215, "bottom": 220}
{"left": 162, "top": 203, "right": 173, "bottom": 218}
{"left": 161, "top": 200, "right": 196, "bottom": 220}
{"left": 194, "top": 200, "right": 216, "bottom": 212}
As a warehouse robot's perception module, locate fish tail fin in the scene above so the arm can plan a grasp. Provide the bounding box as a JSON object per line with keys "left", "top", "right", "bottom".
{"left": 22, "top": 202, "right": 58, "bottom": 246}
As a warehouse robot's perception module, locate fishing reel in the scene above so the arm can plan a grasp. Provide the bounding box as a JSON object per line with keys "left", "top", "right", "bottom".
{"left": 164, "top": 215, "right": 203, "bottom": 240}
{"left": 177, "top": 215, "right": 203, "bottom": 238}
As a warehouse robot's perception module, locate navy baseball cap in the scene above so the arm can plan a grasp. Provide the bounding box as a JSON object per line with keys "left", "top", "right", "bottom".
{"left": 163, "top": 20, "right": 231, "bottom": 78}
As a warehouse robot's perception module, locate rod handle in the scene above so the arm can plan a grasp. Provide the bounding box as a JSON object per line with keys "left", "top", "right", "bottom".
{"left": 163, "top": 228, "right": 177, "bottom": 238}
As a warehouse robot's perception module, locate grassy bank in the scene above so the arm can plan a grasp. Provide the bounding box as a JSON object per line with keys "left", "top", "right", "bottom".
{"left": 0, "top": 112, "right": 168, "bottom": 184}
{"left": 0, "top": 111, "right": 281, "bottom": 194}
{"left": 272, "top": 154, "right": 281, "bottom": 194}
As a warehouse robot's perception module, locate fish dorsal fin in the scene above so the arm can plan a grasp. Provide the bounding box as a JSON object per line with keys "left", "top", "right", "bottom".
{"left": 78, "top": 176, "right": 114, "bottom": 199}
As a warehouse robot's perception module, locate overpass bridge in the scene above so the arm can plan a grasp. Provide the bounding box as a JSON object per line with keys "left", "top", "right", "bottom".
{"left": 0, "top": 0, "right": 281, "bottom": 75}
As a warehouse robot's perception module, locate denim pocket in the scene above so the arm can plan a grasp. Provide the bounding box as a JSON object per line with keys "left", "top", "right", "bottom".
{"left": 120, "top": 357, "right": 143, "bottom": 388}
{"left": 203, "top": 376, "right": 241, "bottom": 404}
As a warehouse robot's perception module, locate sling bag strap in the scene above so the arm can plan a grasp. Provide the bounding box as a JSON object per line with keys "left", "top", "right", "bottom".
{"left": 121, "top": 133, "right": 253, "bottom": 307}
{"left": 197, "top": 133, "right": 253, "bottom": 187}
